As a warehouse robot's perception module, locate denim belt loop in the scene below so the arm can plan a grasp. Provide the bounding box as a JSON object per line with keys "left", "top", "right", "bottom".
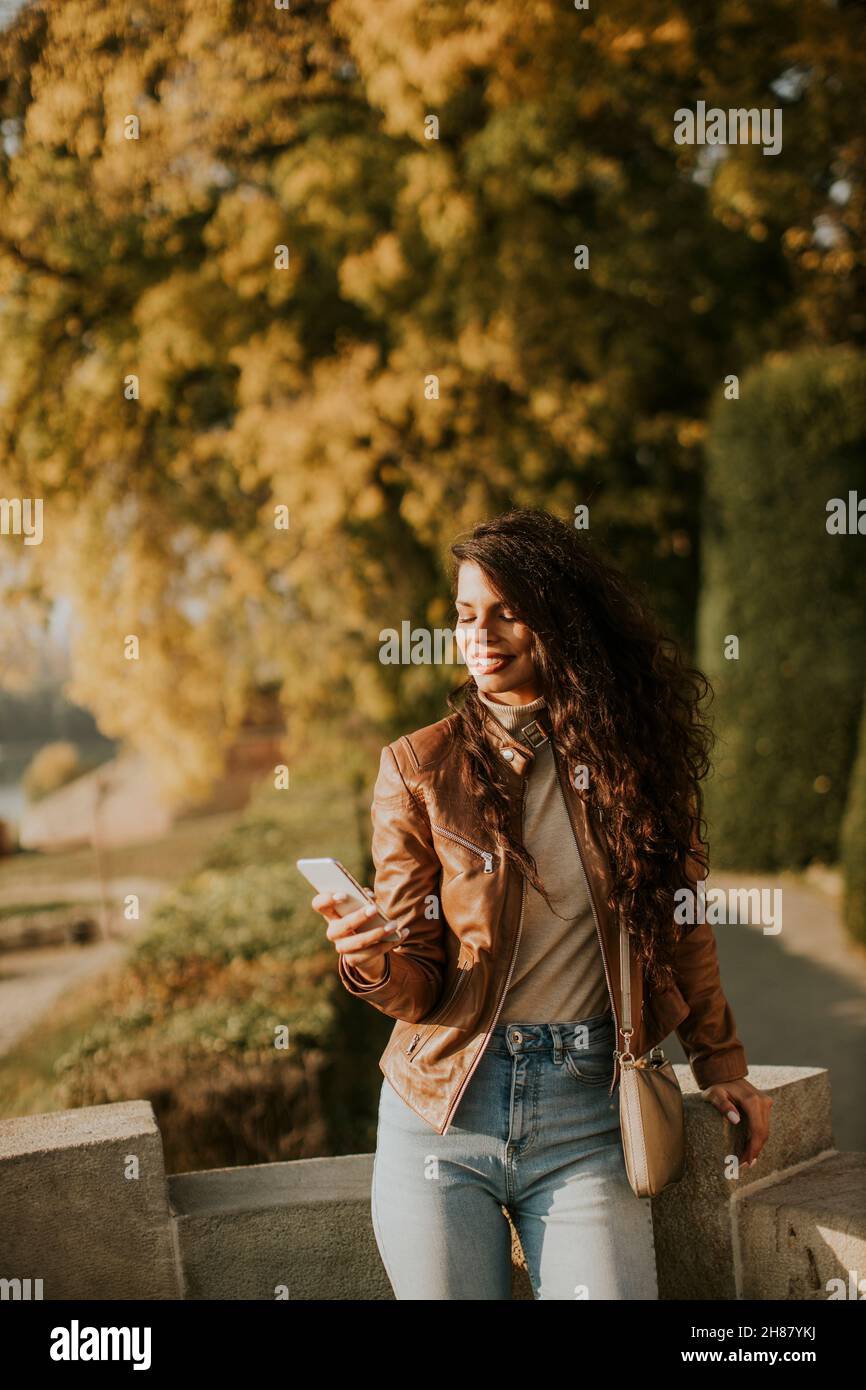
{"left": 549, "top": 1023, "right": 564, "bottom": 1065}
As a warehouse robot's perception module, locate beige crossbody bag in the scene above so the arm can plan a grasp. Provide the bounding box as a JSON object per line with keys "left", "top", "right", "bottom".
{"left": 615, "top": 924, "right": 685, "bottom": 1198}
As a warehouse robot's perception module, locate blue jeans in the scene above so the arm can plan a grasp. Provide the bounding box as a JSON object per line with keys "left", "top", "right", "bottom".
{"left": 371, "top": 1010, "right": 659, "bottom": 1299}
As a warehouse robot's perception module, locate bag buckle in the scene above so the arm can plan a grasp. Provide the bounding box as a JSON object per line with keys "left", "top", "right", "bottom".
{"left": 632, "top": 1045, "right": 668, "bottom": 1070}
{"left": 614, "top": 1026, "right": 635, "bottom": 1067}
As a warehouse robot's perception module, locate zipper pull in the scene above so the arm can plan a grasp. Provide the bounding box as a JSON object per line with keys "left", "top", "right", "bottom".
{"left": 405, "top": 1032, "right": 422, "bottom": 1055}
{"left": 482, "top": 852, "right": 494, "bottom": 873}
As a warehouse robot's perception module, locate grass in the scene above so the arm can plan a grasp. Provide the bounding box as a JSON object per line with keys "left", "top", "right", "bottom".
{"left": 0, "top": 810, "right": 241, "bottom": 896}
{"left": 0, "top": 900, "right": 102, "bottom": 920}
{"left": 0, "top": 972, "right": 117, "bottom": 1117}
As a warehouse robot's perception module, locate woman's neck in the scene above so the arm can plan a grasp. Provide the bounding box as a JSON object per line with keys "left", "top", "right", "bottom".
{"left": 475, "top": 686, "right": 546, "bottom": 734}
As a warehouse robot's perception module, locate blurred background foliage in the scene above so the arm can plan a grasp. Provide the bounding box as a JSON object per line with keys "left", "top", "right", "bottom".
{"left": 0, "top": 0, "right": 864, "bottom": 1165}
{"left": 1, "top": 0, "right": 863, "bottom": 779}
{"left": 51, "top": 758, "right": 391, "bottom": 1172}
{"left": 21, "top": 739, "right": 84, "bottom": 802}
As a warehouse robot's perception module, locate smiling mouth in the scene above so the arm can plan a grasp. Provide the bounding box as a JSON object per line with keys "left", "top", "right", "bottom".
{"left": 469, "top": 653, "right": 516, "bottom": 673}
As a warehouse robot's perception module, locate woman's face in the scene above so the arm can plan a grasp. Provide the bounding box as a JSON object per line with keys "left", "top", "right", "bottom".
{"left": 454, "top": 561, "right": 541, "bottom": 704}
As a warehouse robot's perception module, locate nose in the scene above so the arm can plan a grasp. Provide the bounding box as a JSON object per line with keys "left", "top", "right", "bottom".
{"left": 468, "top": 624, "right": 492, "bottom": 654}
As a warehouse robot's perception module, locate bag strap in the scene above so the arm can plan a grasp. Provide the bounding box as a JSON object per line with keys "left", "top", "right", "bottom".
{"left": 618, "top": 922, "right": 635, "bottom": 1062}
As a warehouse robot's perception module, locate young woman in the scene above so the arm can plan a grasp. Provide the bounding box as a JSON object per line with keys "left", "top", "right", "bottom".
{"left": 312, "top": 507, "right": 772, "bottom": 1300}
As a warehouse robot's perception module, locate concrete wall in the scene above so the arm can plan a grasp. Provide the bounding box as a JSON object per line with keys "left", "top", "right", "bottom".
{"left": 0, "top": 1101, "right": 180, "bottom": 1300}
{"left": 1, "top": 1067, "right": 864, "bottom": 1300}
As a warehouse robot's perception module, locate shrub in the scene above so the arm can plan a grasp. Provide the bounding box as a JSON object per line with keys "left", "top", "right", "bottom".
{"left": 841, "top": 687, "right": 866, "bottom": 949}
{"left": 698, "top": 346, "right": 866, "bottom": 869}
{"left": 22, "top": 741, "right": 83, "bottom": 803}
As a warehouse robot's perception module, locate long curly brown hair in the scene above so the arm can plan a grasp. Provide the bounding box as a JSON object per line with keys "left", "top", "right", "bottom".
{"left": 445, "top": 507, "right": 713, "bottom": 991}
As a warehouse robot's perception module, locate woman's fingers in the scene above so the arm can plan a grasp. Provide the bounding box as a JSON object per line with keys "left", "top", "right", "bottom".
{"left": 703, "top": 1083, "right": 774, "bottom": 1168}
{"left": 311, "top": 890, "right": 358, "bottom": 920}
{"left": 334, "top": 920, "right": 393, "bottom": 953}
{"left": 330, "top": 901, "right": 384, "bottom": 939}
{"left": 312, "top": 891, "right": 377, "bottom": 925}
{"left": 705, "top": 1087, "right": 742, "bottom": 1123}
{"left": 312, "top": 890, "right": 407, "bottom": 967}
{"left": 312, "top": 891, "right": 390, "bottom": 944}
{"left": 740, "top": 1094, "right": 773, "bottom": 1166}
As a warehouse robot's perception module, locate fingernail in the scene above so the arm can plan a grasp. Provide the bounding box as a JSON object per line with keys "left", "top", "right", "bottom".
{"left": 365, "top": 903, "right": 377, "bottom": 916}
{"left": 726, "top": 1110, "right": 739, "bottom": 1123}
{"left": 333, "top": 892, "right": 347, "bottom": 902}
{"left": 398, "top": 926, "right": 409, "bottom": 938}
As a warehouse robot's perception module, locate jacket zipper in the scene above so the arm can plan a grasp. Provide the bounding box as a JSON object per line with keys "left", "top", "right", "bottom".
{"left": 548, "top": 741, "right": 621, "bottom": 1096}
{"left": 439, "top": 775, "right": 529, "bottom": 1133}
{"left": 429, "top": 822, "right": 495, "bottom": 873}
{"left": 404, "top": 958, "right": 473, "bottom": 1058}
{"left": 404, "top": 826, "right": 497, "bottom": 1062}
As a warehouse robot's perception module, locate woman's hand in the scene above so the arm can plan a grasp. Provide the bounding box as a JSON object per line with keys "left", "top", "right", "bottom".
{"left": 701, "top": 1077, "right": 774, "bottom": 1170}
{"left": 312, "top": 888, "right": 408, "bottom": 984}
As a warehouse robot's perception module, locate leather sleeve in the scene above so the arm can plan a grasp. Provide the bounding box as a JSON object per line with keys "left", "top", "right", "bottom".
{"left": 337, "top": 743, "right": 446, "bottom": 1023}
{"left": 672, "top": 804, "right": 750, "bottom": 1089}
{"left": 673, "top": 919, "right": 749, "bottom": 1087}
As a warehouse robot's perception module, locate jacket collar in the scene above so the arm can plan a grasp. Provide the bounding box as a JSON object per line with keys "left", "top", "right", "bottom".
{"left": 478, "top": 703, "right": 554, "bottom": 778}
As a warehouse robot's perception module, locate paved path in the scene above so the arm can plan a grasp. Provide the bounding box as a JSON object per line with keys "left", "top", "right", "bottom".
{"left": 0, "top": 876, "right": 165, "bottom": 1055}
{"left": 0, "top": 939, "right": 128, "bottom": 1053}
{"left": 665, "top": 871, "right": 866, "bottom": 1151}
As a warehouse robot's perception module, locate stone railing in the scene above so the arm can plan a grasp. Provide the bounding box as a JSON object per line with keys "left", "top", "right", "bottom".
{"left": 1, "top": 1066, "right": 864, "bottom": 1300}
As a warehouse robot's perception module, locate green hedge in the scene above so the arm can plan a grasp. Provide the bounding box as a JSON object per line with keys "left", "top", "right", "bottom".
{"left": 698, "top": 346, "right": 866, "bottom": 869}
{"left": 841, "top": 685, "right": 866, "bottom": 948}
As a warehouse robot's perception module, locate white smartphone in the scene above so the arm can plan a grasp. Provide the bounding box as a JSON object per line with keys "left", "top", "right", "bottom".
{"left": 296, "top": 857, "right": 403, "bottom": 943}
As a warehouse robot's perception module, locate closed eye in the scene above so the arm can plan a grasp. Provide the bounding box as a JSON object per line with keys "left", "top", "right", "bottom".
{"left": 454, "top": 606, "right": 515, "bottom": 622}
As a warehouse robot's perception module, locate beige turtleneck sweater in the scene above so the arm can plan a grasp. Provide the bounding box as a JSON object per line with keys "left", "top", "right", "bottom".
{"left": 477, "top": 689, "right": 611, "bottom": 1026}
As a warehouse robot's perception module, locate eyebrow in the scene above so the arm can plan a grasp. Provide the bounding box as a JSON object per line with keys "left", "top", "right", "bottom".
{"left": 454, "top": 598, "right": 509, "bottom": 610}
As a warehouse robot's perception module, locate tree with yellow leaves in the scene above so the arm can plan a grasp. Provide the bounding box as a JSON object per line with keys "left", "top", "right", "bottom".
{"left": 0, "top": 0, "right": 862, "bottom": 799}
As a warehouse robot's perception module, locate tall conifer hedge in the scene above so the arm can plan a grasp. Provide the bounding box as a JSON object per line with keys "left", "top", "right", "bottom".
{"left": 841, "top": 689, "right": 866, "bottom": 947}
{"left": 698, "top": 346, "right": 866, "bottom": 870}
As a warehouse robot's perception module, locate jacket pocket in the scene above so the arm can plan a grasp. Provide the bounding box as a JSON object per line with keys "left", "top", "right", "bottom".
{"left": 429, "top": 821, "right": 497, "bottom": 873}
{"left": 404, "top": 957, "right": 474, "bottom": 1061}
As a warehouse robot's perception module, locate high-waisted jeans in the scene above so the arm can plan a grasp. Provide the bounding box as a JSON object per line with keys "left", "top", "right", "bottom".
{"left": 371, "top": 1009, "right": 659, "bottom": 1300}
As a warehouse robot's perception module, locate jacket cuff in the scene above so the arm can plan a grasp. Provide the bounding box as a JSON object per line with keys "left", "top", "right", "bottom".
{"left": 689, "top": 1048, "right": 749, "bottom": 1089}
{"left": 338, "top": 953, "right": 392, "bottom": 996}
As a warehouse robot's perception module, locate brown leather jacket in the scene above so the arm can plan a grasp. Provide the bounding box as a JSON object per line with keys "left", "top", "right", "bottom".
{"left": 338, "top": 703, "right": 748, "bottom": 1134}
